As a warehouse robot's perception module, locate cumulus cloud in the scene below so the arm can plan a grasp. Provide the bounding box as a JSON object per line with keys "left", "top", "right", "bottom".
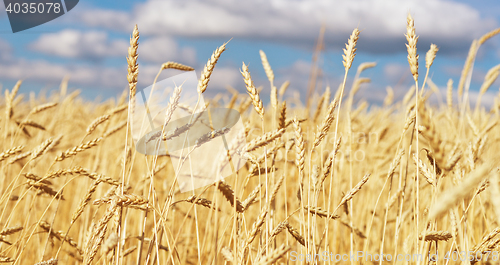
{"left": 29, "top": 30, "right": 128, "bottom": 61}
{"left": 78, "top": 9, "right": 130, "bottom": 30}
{"left": 78, "top": 0, "right": 496, "bottom": 54}
{"left": 140, "top": 36, "right": 196, "bottom": 65}
{"left": 0, "top": 38, "right": 13, "bottom": 61}
{"left": 0, "top": 58, "right": 127, "bottom": 90}
{"left": 29, "top": 30, "right": 197, "bottom": 65}
{"left": 384, "top": 63, "right": 410, "bottom": 83}
{"left": 202, "top": 66, "right": 242, "bottom": 93}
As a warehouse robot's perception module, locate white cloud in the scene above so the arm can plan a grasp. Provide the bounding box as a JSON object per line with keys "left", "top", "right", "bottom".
{"left": 276, "top": 60, "right": 316, "bottom": 101}
{"left": 0, "top": 58, "right": 126, "bottom": 90}
{"left": 29, "top": 30, "right": 197, "bottom": 65}
{"left": 0, "top": 38, "right": 13, "bottom": 61}
{"left": 78, "top": 9, "right": 130, "bottom": 31}
{"left": 384, "top": 63, "right": 410, "bottom": 83}
{"left": 140, "top": 36, "right": 197, "bottom": 65}
{"left": 203, "top": 66, "right": 242, "bottom": 92}
{"left": 78, "top": 0, "right": 496, "bottom": 54}
{"left": 29, "top": 30, "right": 128, "bottom": 60}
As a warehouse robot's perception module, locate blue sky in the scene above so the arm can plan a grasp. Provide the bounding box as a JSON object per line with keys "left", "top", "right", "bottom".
{"left": 0, "top": 0, "right": 499, "bottom": 106}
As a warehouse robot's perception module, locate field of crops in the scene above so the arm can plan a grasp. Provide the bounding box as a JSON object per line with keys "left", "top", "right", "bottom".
{"left": 0, "top": 14, "right": 500, "bottom": 265}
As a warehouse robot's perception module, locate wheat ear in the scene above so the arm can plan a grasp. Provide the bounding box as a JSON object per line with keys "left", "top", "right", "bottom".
{"left": 334, "top": 174, "right": 370, "bottom": 213}
{"left": 246, "top": 207, "right": 268, "bottom": 245}
{"left": 447, "top": 79, "right": 453, "bottom": 111}
{"left": 278, "top": 101, "right": 286, "bottom": 129}
{"left": 0, "top": 226, "right": 23, "bottom": 236}
{"left": 428, "top": 164, "right": 491, "bottom": 219}
{"left": 293, "top": 118, "right": 305, "bottom": 201}
{"left": 458, "top": 40, "right": 478, "bottom": 98}
{"left": 241, "top": 62, "right": 264, "bottom": 119}
{"left": 405, "top": 13, "right": 419, "bottom": 82}
{"left": 35, "top": 258, "right": 58, "bottom": 265}
{"left": 198, "top": 42, "right": 227, "bottom": 94}
{"left": 84, "top": 200, "right": 118, "bottom": 265}
{"left": 255, "top": 244, "right": 290, "bottom": 265}
{"left": 161, "top": 62, "right": 194, "bottom": 71}
{"left": 29, "top": 102, "right": 57, "bottom": 115}
{"left": 419, "top": 231, "right": 452, "bottom": 242}
{"left": 304, "top": 205, "right": 339, "bottom": 219}
{"left": 71, "top": 178, "right": 102, "bottom": 224}
{"left": 259, "top": 50, "right": 277, "bottom": 109}
{"left": 217, "top": 180, "right": 244, "bottom": 212}
{"left": 127, "top": 25, "right": 139, "bottom": 98}
{"left": 384, "top": 86, "right": 394, "bottom": 106}
{"left": 342, "top": 28, "right": 360, "bottom": 71}
{"left": 55, "top": 138, "right": 102, "bottom": 162}
{"left": 313, "top": 99, "right": 338, "bottom": 148}
{"left": 220, "top": 247, "right": 234, "bottom": 263}
{"left": 161, "top": 85, "right": 182, "bottom": 140}
{"left": 425, "top": 44, "right": 438, "bottom": 69}
{"left": 31, "top": 138, "right": 53, "bottom": 160}
{"left": 244, "top": 128, "right": 284, "bottom": 152}
{"left": 86, "top": 115, "right": 110, "bottom": 135}
{"left": 0, "top": 145, "right": 24, "bottom": 162}
{"left": 285, "top": 223, "right": 305, "bottom": 246}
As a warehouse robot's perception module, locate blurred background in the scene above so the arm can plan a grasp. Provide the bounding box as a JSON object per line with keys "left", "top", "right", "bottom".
{"left": 0, "top": 0, "right": 499, "bottom": 106}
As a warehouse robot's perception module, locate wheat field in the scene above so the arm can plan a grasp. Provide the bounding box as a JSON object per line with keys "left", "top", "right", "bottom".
{"left": 0, "top": 14, "right": 500, "bottom": 265}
